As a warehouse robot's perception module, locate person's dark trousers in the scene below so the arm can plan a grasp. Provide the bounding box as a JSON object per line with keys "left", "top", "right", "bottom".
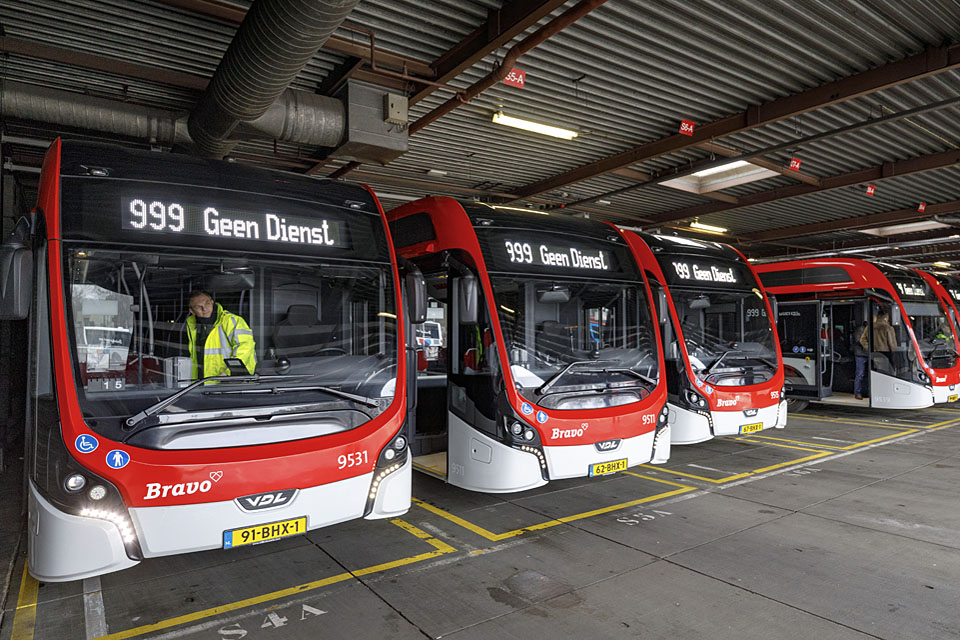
{"left": 854, "top": 355, "right": 868, "bottom": 398}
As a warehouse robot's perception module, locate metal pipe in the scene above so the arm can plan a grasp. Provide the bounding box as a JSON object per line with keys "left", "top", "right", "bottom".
{"left": 188, "top": 0, "right": 361, "bottom": 157}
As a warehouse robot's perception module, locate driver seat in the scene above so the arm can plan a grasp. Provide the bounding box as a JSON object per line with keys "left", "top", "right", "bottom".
{"left": 274, "top": 304, "right": 319, "bottom": 358}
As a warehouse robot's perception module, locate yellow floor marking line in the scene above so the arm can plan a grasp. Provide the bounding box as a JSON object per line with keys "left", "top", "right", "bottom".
{"left": 413, "top": 474, "right": 696, "bottom": 542}
{"left": 639, "top": 451, "right": 832, "bottom": 484}
{"left": 744, "top": 427, "right": 920, "bottom": 451}
{"left": 10, "top": 564, "right": 39, "bottom": 640}
{"left": 733, "top": 438, "right": 825, "bottom": 452}
{"left": 90, "top": 520, "right": 455, "bottom": 640}
{"left": 794, "top": 415, "right": 914, "bottom": 428}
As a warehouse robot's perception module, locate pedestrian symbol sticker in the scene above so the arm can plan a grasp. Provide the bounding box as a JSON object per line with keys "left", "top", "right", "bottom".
{"left": 75, "top": 434, "right": 99, "bottom": 454}
{"left": 536, "top": 411, "right": 548, "bottom": 424}
{"left": 521, "top": 402, "right": 534, "bottom": 415}
{"left": 106, "top": 450, "right": 130, "bottom": 469}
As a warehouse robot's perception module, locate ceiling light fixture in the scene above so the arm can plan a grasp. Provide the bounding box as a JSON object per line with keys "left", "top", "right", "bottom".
{"left": 492, "top": 112, "right": 578, "bottom": 140}
{"left": 934, "top": 261, "right": 951, "bottom": 268}
{"left": 691, "top": 160, "right": 749, "bottom": 178}
{"left": 689, "top": 221, "right": 728, "bottom": 234}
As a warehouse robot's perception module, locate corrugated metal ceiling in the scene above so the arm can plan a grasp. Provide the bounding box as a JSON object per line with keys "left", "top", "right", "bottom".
{"left": 3, "top": 0, "right": 960, "bottom": 262}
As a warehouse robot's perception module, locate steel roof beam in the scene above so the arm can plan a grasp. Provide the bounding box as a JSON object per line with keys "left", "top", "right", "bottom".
{"left": 409, "top": 0, "right": 568, "bottom": 106}
{"left": 743, "top": 200, "right": 960, "bottom": 244}
{"left": 506, "top": 43, "right": 960, "bottom": 201}
{"left": 0, "top": 36, "right": 209, "bottom": 91}
{"left": 646, "top": 148, "right": 960, "bottom": 226}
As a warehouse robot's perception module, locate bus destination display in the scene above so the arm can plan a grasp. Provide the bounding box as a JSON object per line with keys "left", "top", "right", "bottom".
{"left": 121, "top": 197, "right": 346, "bottom": 249}
{"left": 659, "top": 258, "right": 754, "bottom": 288}
{"left": 502, "top": 239, "right": 611, "bottom": 271}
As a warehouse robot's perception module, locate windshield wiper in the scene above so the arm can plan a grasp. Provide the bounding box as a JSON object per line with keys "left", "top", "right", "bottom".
{"left": 536, "top": 360, "right": 656, "bottom": 395}
{"left": 124, "top": 374, "right": 305, "bottom": 429}
{"left": 205, "top": 384, "right": 381, "bottom": 408}
{"left": 537, "top": 360, "right": 618, "bottom": 395}
{"left": 706, "top": 350, "right": 777, "bottom": 373}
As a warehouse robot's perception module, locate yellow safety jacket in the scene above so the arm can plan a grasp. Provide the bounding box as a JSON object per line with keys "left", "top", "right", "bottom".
{"left": 187, "top": 303, "right": 256, "bottom": 379}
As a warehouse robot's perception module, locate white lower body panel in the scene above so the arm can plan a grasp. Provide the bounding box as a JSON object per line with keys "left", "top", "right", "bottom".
{"left": 669, "top": 401, "right": 787, "bottom": 445}
{"left": 932, "top": 383, "right": 959, "bottom": 404}
{"left": 543, "top": 430, "right": 656, "bottom": 480}
{"left": 28, "top": 482, "right": 138, "bottom": 582}
{"left": 446, "top": 412, "right": 546, "bottom": 493}
{"left": 870, "top": 371, "right": 934, "bottom": 409}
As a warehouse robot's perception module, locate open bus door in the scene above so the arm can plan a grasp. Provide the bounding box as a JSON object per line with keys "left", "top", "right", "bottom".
{"left": 777, "top": 301, "right": 825, "bottom": 408}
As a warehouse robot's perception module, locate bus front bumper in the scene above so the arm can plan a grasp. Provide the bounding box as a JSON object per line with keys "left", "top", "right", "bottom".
{"left": 668, "top": 400, "right": 787, "bottom": 445}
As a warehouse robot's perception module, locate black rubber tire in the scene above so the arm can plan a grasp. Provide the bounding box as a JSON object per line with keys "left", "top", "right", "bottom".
{"left": 786, "top": 398, "right": 809, "bottom": 412}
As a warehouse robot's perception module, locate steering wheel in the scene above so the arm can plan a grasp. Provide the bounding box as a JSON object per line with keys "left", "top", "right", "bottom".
{"left": 311, "top": 347, "right": 348, "bottom": 356}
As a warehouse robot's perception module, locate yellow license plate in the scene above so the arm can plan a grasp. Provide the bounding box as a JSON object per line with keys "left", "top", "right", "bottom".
{"left": 949, "top": 395, "right": 958, "bottom": 403}
{"left": 589, "top": 458, "right": 628, "bottom": 477}
{"left": 740, "top": 423, "right": 764, "bottom": 435}
{"left": 223, "top": 516, "right": 307, "bottom": 549}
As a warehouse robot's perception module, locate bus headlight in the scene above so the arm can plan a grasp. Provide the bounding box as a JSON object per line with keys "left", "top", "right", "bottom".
{"left": 685, "top": 389, "right": 707, "bottom": 408}
{"left": 64, "top": 474, "right": 86, "bottom": 493}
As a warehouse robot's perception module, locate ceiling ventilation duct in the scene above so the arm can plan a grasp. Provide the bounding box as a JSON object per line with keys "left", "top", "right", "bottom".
{"left": 933, "top": 214, "right": 960, "bottom": 227}
{"left": 187, "top": 0, "right": 361, "bottom": 158}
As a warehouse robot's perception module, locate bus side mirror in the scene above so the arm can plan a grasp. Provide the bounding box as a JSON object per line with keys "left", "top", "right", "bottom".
{"left": 404, "top": 272, "right": 427, "bottom": 324}
{"left": 769, "top": 295, "right": 778, "bottom": 323}
{"left": 891, "top": 306, "right": 901, "bottom": 326}
{"left": 458, "top": 275, "right": 478, "bottom": 324}
{"left": 0, "top": 241, "right": 32, "bottom": 320}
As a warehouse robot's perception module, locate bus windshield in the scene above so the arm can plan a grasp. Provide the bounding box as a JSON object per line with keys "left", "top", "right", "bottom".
{"left": 902, "top": 298, "right": 958, "bottom": 370}
{"left": 64, "top": 244, "right": 398, "bottom": 445}
{"left": 490, "top": 276, "right": 659, "bottom": 409}
{"left": 671, "top": 287, "right": 779, "bottom": 385}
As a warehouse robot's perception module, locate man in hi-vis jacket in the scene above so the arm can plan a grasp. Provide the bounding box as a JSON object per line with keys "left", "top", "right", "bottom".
{"left": 186, "top": 290, "right": 256, "bottom": 379}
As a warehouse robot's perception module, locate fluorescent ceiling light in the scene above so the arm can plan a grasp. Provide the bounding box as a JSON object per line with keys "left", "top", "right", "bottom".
{"left": 934, "top": 261, "right": 951, "bottom": 268}
{"left": 425, "top": 169, "right": 447, "bottom": 177}
{"left": 691, "top": 160, "right": 749, "bottom": 178}
{"left": 858, "top": 220, "right": 949, "bottom": 237}
{"left": 690, "top": 221, "right": 728, "bottom": 234}
{"left": 492, "top": 112, "right": 578, "bottom": 140}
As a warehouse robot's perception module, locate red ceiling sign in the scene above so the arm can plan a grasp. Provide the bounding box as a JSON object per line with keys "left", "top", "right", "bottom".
{"left": 865, "top": 184, "right": 876, "bottom": 196}
{"left": 789, "top": 158, "right": 802, "bottom": 171}
{"left": 918, "top": 202, "right": 927, "bottom": 212}
{"left": 679, "top": 119, "right": 695, "bottom": 136}
{"left": 503, "top": 68, "right": 526, "bottom": 88}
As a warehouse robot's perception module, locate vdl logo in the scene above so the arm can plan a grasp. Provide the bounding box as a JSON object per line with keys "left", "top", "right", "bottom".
{"left": 595, "top": 439, "right": 622, "bottom": 452}
{"left": 235, "top": 489, "right": 298, "bottom": 512}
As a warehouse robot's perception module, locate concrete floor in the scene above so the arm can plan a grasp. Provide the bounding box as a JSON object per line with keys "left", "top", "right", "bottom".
{"left": 3, "top": 405, "right": 960, "bottom": 639}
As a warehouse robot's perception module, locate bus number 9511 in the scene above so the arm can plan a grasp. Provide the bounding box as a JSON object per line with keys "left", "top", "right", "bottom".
{"left": 338, "top": 451, "right": 369, "bottom": 469}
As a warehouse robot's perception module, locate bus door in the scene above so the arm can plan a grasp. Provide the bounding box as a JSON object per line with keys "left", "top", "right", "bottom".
{"left": 776, "top": 301, "right": 824, "bottom": 399}
{"left": 410, "top": 267, "right": 451, "bottom": 477}
{"left": 821, "top": 301, "right": 865, "bottom": 399}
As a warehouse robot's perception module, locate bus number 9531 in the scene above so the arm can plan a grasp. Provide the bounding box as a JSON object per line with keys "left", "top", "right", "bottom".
{"left": 338, "top": 451, "right": 369, "bottom": 469}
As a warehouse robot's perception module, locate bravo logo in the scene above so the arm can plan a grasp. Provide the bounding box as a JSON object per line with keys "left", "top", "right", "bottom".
{"left": 144, "top": 470, "right": 222, "bottom": 500}
{"left": 936, "top": 376, "right": 947, "bottom": 383}
{"left": 144, "top": 480, "right": 212, "bottom": 500}
{"left": 716, "top": 397, "right": 740, "bottom": 408}
{"left": 552, "top": 423, "right": 589, "bottom": 439}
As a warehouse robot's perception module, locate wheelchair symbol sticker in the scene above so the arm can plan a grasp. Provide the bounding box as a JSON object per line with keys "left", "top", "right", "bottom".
{"left": 75, "top": 435, "right": 99, "bottom": 454}
{"left": 106, "top": 450, "right": 130, "bottom": 469}
{"left": 536, "top": 411, "right": 548, "bottom": 424}
{"left": 521, "top": 402, "right": 534, "bottom": 415}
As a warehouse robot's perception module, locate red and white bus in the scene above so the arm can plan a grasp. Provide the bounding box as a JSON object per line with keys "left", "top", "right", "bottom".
{"left": 0, "top": 140, "right": 413, "bottom": 581}
{"left": 756, "top": 258, "right": 939, "bottom": 410}
{"left": 624, "top": 232, "right": 786, "bottom": 444}
{"left": 914, "top": 270, "right": 960, "bottom": 403}
{"left": 388, "top": 197, "right": 669, "bottom": 493}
